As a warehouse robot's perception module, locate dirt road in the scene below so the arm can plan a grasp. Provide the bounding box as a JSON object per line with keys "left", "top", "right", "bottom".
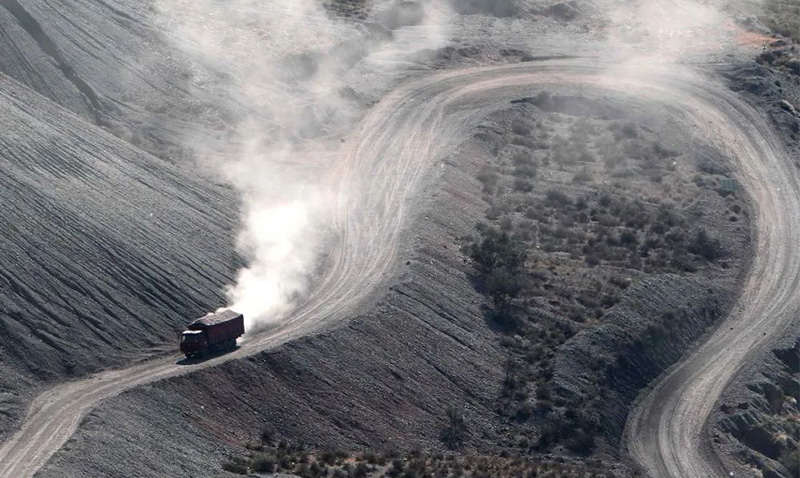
{"left": 0, "top": 59, "right": 795, "bottom": 478}
{"left": 624, "top": 72, "right": 800, "bottom": 476}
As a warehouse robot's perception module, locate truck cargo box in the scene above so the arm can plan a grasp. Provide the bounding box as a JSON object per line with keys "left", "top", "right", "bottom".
{"left": 187, "top": 309, "right": 245, "bottom": 346}
{"left": 180, "top": 309, "right": 245, "bottom": 359}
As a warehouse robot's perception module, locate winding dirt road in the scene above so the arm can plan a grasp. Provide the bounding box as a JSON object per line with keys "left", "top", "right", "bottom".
{"left": 0, "top": 59, "right": 796, "bottom": 478}
{"left": 624, "top": 72, "right": 800, "bottom": 476}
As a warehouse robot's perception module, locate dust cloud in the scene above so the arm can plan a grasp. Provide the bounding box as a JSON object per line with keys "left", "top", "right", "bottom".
{"left": 154, "top": 0, "right": 449, "bottom": 330}
{"left": 603, "top": 0, "right": 746, "bottom": 65}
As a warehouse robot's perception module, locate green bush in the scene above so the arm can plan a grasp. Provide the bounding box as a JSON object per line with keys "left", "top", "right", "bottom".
{"left": 687, "top": 229, "right": 723, "bottom": 262}
{"left": 251, "top": 453, "right": 276, "bottom": 473}
{"left": 469, "top": 229, "right": 527, "bottom": 275}
{"left": 512, "top": 120, "right": 532, "bottom": 136}
{"left": 222, "top": 458, "right": 249, "bottom": 475}
{"left": 514, "top": 178, "right": 534, "bottom": 192}
{"left": 353, "top": 462, "right": 370, "bottom": 478}
{"left": 514, "top": 164, "right": 538, "bottom": 179}
{"left": 513, "top": 152, "right": 535, "bottom": 166}
{"left": 441, "top": 406, "right": 468, "bottom": 449}
{"left": 545, "top": 189, "right": 571, "bottom": 206}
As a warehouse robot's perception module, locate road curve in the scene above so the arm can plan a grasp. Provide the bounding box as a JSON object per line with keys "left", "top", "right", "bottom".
{"left": 624, "top": 75, "right": 800, "bottom": 475}
{"left": 0, "top": 59, "right": 796, "bottom": 478}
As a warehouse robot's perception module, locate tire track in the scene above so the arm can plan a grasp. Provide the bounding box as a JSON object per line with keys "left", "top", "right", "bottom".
{"left": 0, "top": 59, "right": 794, "bottom": 478}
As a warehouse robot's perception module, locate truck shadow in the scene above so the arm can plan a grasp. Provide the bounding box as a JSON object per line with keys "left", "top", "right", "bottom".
{"left": 175, "top": 345, "right": 240, "bottom": 365}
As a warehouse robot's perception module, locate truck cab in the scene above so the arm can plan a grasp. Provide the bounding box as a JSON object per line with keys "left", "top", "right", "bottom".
{"left": 180, "top": 330, "right": 207, "bottom": 356}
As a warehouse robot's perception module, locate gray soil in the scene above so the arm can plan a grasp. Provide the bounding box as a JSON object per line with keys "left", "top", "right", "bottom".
{"left": 35, "top": 80, "right": 751, "bottom": 477}
{"left": 36, "top": 132, "right": 505, "bottom": 476}
{"left": 0, "top": 70, "right": 239, "bottom": 442}
{"left": 0, "top": 0, "right": 246, "bottom": 441}
{"left": 0, "top": 0, "right": 799, "bottom": 477}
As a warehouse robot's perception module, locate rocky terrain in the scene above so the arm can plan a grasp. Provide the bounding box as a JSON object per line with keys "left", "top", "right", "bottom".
{"left": 35, "top": 78, "right": 753, "bottom": 477}
{"left": 711, "top": 16, "right": 800, "bottom": 478}
{"left": 716, "top": 339, "right": 800, "bottom": 478}
{"left": 0, "top": 66, "right": 239, "bottom": 443}
{"left": 0, "top": 0, "right": 799, "bottom": 477}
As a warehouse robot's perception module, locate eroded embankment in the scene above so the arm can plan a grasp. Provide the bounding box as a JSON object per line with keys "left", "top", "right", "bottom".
{"left": 555, "top": 275, "right": 740, "bottom": 446}
{"left": 715, "top": 338, "right": 800, "bottom": 478}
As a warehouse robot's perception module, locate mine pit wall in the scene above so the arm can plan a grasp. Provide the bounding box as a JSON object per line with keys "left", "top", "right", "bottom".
{"left": 0, "top": 70, "right": 241, "bottom": 446}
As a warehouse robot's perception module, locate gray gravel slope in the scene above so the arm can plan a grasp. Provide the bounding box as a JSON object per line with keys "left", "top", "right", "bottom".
{"left": 0, "top": 71, "right": 239, "bottom": 442}
{"left": 0, "top": 0, "right": 228, "bottom": 161}
{"left": 3, "top": 60, "right": 794, "bottom": 478}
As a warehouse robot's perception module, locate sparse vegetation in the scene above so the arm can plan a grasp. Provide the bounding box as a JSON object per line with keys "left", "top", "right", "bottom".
{"left": 469, "top": 228, "right": 528, "bottom": 324}
{"left": 223, "top": 432, "right": 622, "bottom": 477}
{"left": 464, "top": 94, "right": 747, "bottom": 452}
{"left": 761, "top": 0, "right": 800, "bottom": 42}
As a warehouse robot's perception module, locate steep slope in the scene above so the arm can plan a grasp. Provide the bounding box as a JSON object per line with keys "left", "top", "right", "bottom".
{"left": 28, "top": 61, "right": 785, "bottom": 477}
{"left": 0, "top": 0, "right": 228, "bottom": 161}
{"left": 0, "top": 71, "right": 239, "bottom": 442}
{"left": 34, "top": 115, "right": 510, "bottom": 478}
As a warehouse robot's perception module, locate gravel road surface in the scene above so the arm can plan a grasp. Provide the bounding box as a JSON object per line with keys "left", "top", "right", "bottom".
{"left": 0, "top": 59, "right": 795, "bottom": 478}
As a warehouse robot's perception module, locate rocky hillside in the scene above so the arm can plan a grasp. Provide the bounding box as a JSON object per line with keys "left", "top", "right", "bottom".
{"left": 714, "top": 23, "right": 800, "bottom": 478}
{"left": 715, "top": 339, "right": 800, "bottom": 478}
{"left": 0, "top": 0, "right": 242, "bottom": 443}
{"left": 36, "top": 115, "right": 511, "bottom": 477}
{"left": 0, "top": 0, "right": 230, "bottom": 161}
{"left": 2, "top": 1, "right": 793, "bottom": 476}
{"left": 36, "top": 87, "right": 752, "bottom": 476}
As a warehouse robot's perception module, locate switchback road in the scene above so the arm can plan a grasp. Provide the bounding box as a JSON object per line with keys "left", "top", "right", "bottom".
{"left": 0, "top": 59, "right": 796, "bottom": 478}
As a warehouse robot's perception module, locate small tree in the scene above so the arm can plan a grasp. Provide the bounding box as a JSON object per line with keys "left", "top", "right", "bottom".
{"left": 486, "top": 268, "right": 524, "bottom": 312}
{"left": 251, "top": 454, "right": 276, "bottom": 473}
{"left": 221, "top": 458, "right": 249, "bottom": 475}
{"left": 469, "top": 229, "right": 527, "bottom": 275}
{"left": 469, "top": 228, "right": 528, "bottom": 328}
{"left": 441, "top": 406, "right": 468, "bottom": 450}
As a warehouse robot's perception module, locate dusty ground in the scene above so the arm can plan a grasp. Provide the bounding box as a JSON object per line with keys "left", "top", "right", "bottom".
{"left": 31, "top": 63, "right": 785, "bottom": 478}
{"left": 708, "top": 39, "right": 800, "bottom": 478}
{"left": 0, "top": 0, "right": 799, "bottom": 477}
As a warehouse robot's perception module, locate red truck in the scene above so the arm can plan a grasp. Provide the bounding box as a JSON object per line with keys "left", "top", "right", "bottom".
{"left": 180, "top": 310, "right": 245, "bottom": 358}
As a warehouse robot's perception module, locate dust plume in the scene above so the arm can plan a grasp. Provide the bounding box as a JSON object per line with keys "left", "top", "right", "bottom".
{"left": 153, "top": 0, "right": 449, "bottom": 330}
